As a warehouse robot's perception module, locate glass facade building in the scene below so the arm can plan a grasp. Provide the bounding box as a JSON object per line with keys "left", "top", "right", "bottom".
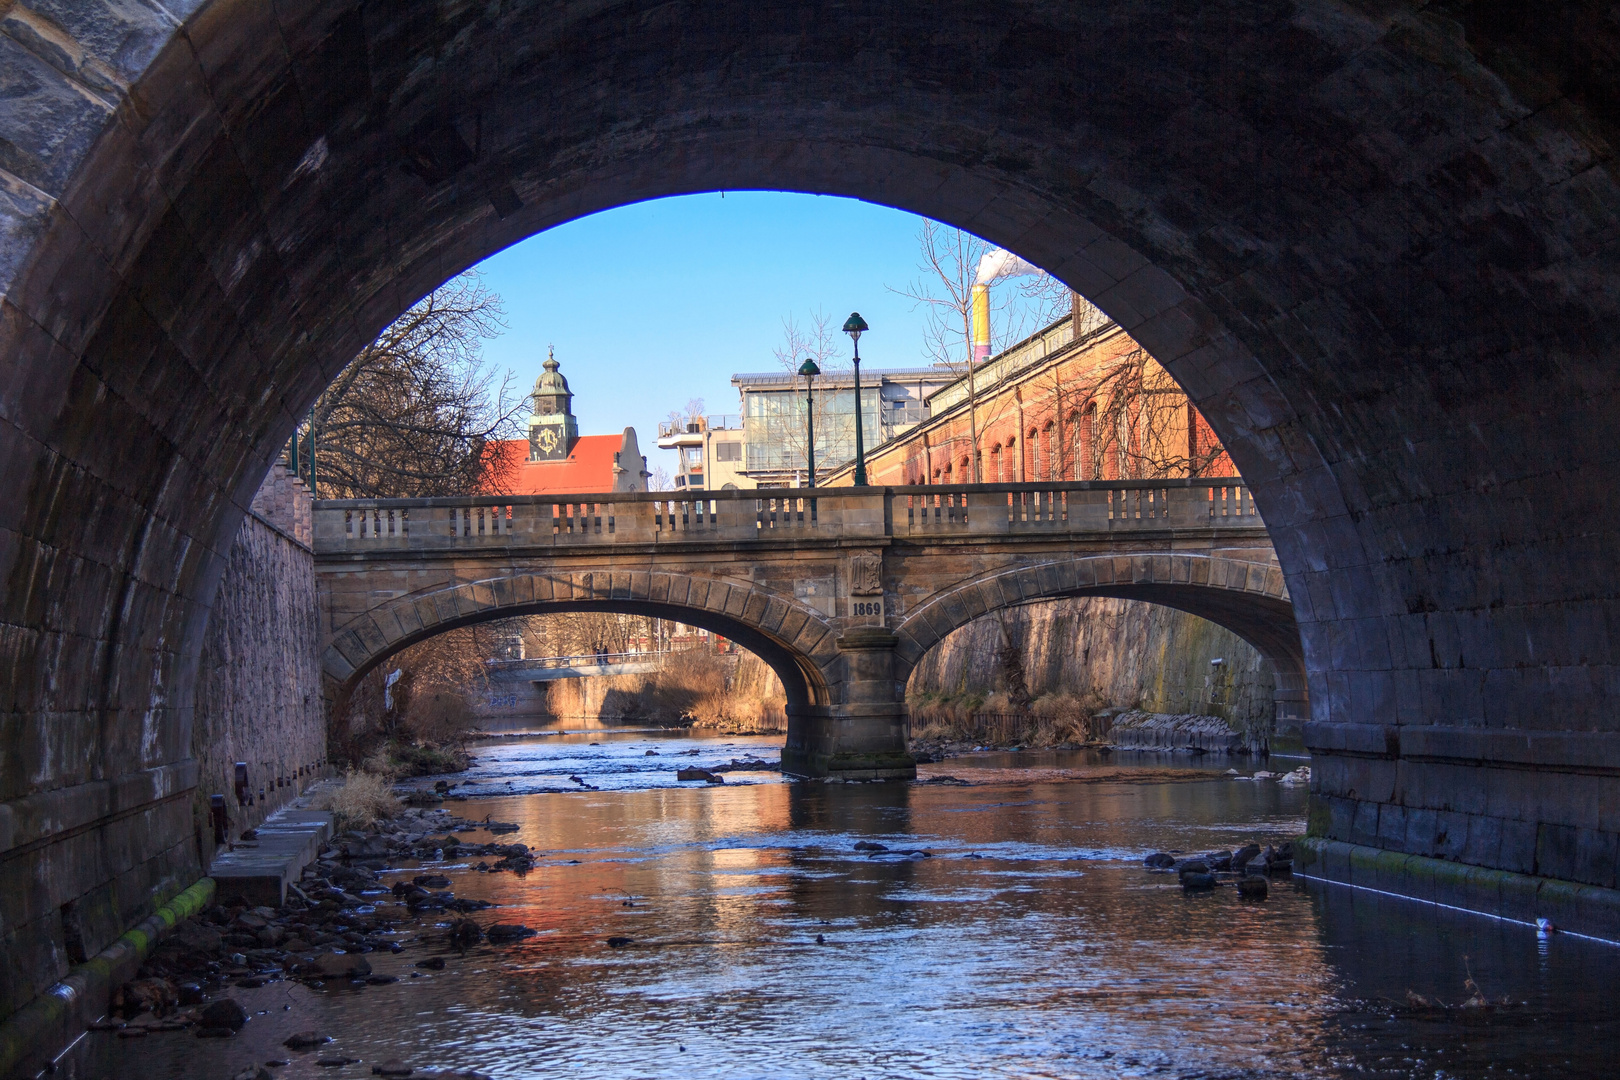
{"left": 730, "top": 367, "right": 954, "bottom": 485}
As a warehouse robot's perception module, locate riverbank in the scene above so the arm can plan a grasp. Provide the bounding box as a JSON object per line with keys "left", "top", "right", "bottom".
{"left": 60, "top": 733, "right": 1620, "bottom": 1080}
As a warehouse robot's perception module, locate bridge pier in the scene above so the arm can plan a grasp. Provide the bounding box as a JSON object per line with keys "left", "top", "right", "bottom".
{"left": 782, "top": 629, "right": 917, "bottom": 781}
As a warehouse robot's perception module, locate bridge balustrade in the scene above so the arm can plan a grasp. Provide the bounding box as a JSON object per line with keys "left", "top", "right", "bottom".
{"left": 314, "top": 480, "right": 1261, "bottom": 552}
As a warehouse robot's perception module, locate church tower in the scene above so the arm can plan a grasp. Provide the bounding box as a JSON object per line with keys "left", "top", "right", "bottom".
{"left": 527, "top": 347, "right": 579, "bottom": 461}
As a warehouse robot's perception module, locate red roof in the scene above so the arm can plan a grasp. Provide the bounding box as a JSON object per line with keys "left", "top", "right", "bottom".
{"left": 485, "top": 435, "right": 626, "bottom": 495}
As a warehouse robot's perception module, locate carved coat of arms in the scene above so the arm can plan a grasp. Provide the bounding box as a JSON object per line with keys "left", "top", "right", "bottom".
{"left": 849, "top": 554, "right": 883, "bottom": 595}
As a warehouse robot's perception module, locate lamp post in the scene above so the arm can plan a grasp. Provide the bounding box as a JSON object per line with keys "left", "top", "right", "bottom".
{"left": 843, "top": 312, "right": 870, "bottom": 486}
{"left": 798, "top": 357, "right": 820, "bottom": 487}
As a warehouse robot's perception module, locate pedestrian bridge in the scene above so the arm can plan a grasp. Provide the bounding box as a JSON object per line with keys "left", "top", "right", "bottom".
{"left": 486, "top": 653, "right": 667, "bottom": 682}
{"left": 315, "top": 479, "right": 1295, "bottom": 778}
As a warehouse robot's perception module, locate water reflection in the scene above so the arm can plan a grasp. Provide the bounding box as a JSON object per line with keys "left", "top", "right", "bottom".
{"left": 76, "top": 738, "right": 1620, "bottom": 1079}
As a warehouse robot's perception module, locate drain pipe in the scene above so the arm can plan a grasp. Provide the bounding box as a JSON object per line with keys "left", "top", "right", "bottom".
{"left": 0, "top": 877, "right": 216, "bottom": 1078}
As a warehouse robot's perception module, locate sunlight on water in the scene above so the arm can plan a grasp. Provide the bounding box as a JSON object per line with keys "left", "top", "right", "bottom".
{"left": 78, "top": 732, "right": 1620, "bottom": 1079}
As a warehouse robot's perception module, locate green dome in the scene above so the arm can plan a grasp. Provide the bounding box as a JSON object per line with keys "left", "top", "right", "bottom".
{"left": 533, "top": 345, "right": 571, "bottom": 400}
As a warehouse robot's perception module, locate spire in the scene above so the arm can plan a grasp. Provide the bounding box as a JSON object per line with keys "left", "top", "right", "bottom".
{"left": 529, "top": 345, "right": 578, "bottom": 461}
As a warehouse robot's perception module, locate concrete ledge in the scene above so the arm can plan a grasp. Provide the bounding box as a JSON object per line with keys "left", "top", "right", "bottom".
{"left": 1298, "top": 837, "right": 1620, "bottom": 943}
{"left": 0, "top": 877, "right": 215, "bottom": 1079}
{"left": 209, "top": 809, "right": 333, "bottom": 908}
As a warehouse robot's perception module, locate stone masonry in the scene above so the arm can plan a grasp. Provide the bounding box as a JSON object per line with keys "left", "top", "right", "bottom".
{"left": 313, "top": 482, "right": 1290, "bottom": 779}
{"left": 192, "top": 464, "right": 326, "bottom": 859}
{"left": 3, "top": 0, "right": 1620, "bottom": 1036}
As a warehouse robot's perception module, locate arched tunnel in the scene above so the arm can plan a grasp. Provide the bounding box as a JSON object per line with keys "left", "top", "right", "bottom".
{"left": 2, "top": 0, "right": 1618, "bottom": 1055}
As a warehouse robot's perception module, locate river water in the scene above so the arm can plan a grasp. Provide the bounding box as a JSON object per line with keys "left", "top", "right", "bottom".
{"left": 76, "top": 731, "right": 1620, "bottom": 1079}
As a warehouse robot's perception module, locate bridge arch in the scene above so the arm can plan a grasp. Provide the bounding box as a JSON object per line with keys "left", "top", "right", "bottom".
{"left": 4, "top": 0, "right": 1620, "bottom": 1042}
{"left": 893, "top": 555, "right": 1307, "bottom": 728}
{"left": 324, "top": 571, "right": 843, "bottom": 713}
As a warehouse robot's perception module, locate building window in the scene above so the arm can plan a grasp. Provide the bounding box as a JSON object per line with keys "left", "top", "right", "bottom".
{"left": 714, "top": 441, "right": 742, "bottom": 462}
{"left": 683, "top": 447, "right": 703, "bottom": 465}
{"left": 1077, "top": 404, "right": 1096, "bottom": 480}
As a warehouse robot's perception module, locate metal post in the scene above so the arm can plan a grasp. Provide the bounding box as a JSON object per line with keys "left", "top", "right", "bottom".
{"left": 307, "top": 406, "right": 316, "bottom": 493}
{"left": 852, "top": 344, "right": 868, "bottom": 487}
{"left": 804, "top": 371, "right": 817, "bottom": 488}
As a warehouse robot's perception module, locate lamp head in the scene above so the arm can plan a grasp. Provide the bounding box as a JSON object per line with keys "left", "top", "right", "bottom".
{"left": 842, "top": 312, "right": 869, "bottom": 343}
{"left": 798, "top": 358, "right": 821, "bottom": 377}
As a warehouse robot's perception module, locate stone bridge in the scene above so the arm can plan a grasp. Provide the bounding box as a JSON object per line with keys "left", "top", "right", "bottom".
{"left": 8, "top": 0, "right": 1620, "bottom": 1062}
{"left": 314, "top": 480, "right": 1292, "bottom": 778}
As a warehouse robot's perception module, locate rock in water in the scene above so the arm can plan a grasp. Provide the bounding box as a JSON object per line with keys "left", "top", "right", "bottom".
{"left": 1232, "top": 843, "right": 1262, "bottom": 870}
{"left": 232, "top": 1068, "right": 274, "bottom": 1080}
{"left": 1180, "top": 872, "right": 1217, "bottom": 891}
{"left": 198, "top": 998, "right": 248, "bottom": 1030}
{"left": 448, "top": 920, "right": 483, "bottom": 947}
{"left": 372, "top": 1061, "right": 415, "bottom": 1076}
{"left": 1237, "top": 876, "right": 1269, "bottom": 899}
{"left": 486, "top": 923, "right": 537, "bottom": 943}
{"left": 605, "top": 936, "right": 633, "bottom": 948}
{"left": 676, "top": 767, "right": 723, "bottom": 783}
{"left": 312, "top": 952, "right": 372, "bottom": 978}
{"left": 1143, "top": 852, "right": 1176, "bottom": 869}
{"left": 1176, "top": 860, "right": 1211, "bottom": 876}
{"left": 285, "top": 1032, "right": 332, "bottom": 1049}
{"left": 854, "top": 841, "right": 887, "bottom": 852}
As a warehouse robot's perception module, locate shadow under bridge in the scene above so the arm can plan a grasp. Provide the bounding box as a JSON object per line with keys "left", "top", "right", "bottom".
{"left": 314, "top": 480, "right": 1295, "bottom": 778}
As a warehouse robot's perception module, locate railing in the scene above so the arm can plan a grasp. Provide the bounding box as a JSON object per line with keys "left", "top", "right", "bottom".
{"left": 487, "top": 651, "right": 665, "bottom": 670}
{"left": 314, "top": 479, "right": 1262, "bottom": 551}
{"left": 657, "top": 414, "right": 742, "bottom": 438}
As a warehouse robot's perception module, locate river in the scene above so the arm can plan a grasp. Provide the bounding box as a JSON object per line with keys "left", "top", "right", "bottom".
{"left": 73, "top": 731, "right": 1620, "bottom": 1079}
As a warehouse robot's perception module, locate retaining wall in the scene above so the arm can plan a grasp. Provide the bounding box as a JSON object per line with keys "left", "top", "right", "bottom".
{"left": 907, "top": 596, "right": 1275, "bottom": 740}
{"left": 192, "top": 467, "right": 328, "bottom": 853}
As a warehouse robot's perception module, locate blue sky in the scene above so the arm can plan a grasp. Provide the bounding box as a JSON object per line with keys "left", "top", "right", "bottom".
{"left": 471, "top": 192, "right": 956, "bottom": 478}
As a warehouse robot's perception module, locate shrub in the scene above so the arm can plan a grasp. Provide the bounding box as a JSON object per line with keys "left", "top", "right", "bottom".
{"left": 387, "top": 743, "right": 470, "bottom": 777}
{"left": 403, "top": 688, "right": 476, "bottom": 745}
{"left": 314, "top": 768, "right": 401, "bottom": 831}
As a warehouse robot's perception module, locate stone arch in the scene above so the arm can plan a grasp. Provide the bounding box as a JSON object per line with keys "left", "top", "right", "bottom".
{"left": 3, "top": 0, "right": 1620, "bottom": 1034}
{"left": 893, "top": 555, "right": 1306, "bottom": 729}
{"left": 325, "top": 571, "right": 842, "bottom": 711}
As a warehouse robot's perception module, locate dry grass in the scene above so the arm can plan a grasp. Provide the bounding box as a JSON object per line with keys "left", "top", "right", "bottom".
{"left": 311, "top": 768, "right": 401, "bottom": 832}
{"left": 908, "top": 687, "right": 1106, "bottom": 746}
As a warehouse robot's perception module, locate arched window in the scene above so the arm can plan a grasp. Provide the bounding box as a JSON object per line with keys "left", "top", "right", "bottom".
{"left": 990, "top": 444, "right": 1002, "bottom": 483}
{"left": 1078, "top": 403, "right": 1097, "bottom": 480}
{"left": 1040, "top": 423, "right": 1054, "bottom": 481}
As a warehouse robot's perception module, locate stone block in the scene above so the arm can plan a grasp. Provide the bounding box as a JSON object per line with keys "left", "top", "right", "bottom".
{"left": 1350, "top": 800, "right": 1381, "bottom": 848}
{"left": 1376, "top": 803, "right": 1407, "bottom": 851}
{"left": 1463, "top": 813, "right": 1503, "bottom": 868}
{"left": 1404, "top": 806, "right": 1438, "bottom": 857}
{"left": 1499, "top": 819, "right": 1539, "bottom": 876}
{"left": 1574, "top": 827, "right": 1619, "bottom": 889}
{"left": 1433, "top": 811, "right": 1471, "bottom": 862}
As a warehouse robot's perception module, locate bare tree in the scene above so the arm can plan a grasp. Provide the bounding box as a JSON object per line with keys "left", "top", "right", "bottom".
{"left": 888, "top": 223, "right": 1056, "bottom": 482}
{"left": 769, "top": 309, "right": 850, "bottom": 483}
{"left": 299, "top": 272, "right": 525, "bottom": 498}
{"left": 1085, "top": 348, "right": 1227, "bottom": 479}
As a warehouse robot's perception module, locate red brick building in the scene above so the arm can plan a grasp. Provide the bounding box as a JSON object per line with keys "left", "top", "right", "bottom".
{"left": 825, "top": 312, "right": 1233, "bottom": 487}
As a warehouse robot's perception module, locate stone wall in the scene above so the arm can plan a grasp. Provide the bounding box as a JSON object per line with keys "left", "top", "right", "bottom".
{"left": 908, "top": 597, "right": 1275, "bottom": 740}
{"left": 192, "top": 466, "right": 326, "bottom": 853}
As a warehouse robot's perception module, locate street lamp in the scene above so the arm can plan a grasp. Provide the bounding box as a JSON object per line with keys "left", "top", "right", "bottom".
{"left": 843, "top": 312, "right": 870, "bottom": 486}
{"left": 798, "top": 357, "right": 820, "bottom": 487}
